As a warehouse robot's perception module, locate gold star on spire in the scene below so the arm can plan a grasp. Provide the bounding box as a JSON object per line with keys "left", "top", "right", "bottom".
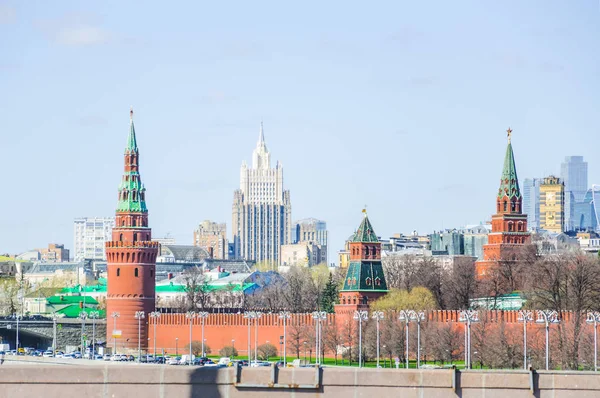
{"left": 507, "top": 127, "right": 513, "bottom": 143}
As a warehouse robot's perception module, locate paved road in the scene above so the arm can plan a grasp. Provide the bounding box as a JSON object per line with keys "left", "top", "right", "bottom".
{"left": 1, "top": 356, "right": 163, "bottom": 366}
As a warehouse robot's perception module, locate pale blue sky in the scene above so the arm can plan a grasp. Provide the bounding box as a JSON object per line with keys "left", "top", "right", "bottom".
{"left": 1, "top": 1, "right": 599, "bottom": 259}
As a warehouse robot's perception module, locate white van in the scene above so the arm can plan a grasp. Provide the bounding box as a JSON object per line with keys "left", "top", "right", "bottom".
{"left": 218, "top": 357, "right": 231, "bottom": 366}
{"left": 180, "top": 354, "right": 194, "bottom": 365}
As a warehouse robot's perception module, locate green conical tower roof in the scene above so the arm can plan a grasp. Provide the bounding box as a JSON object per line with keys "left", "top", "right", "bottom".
{"left": 497, "top": 130, "right": 521, "bottom": 200}
{"left": 351, "top": 212, "right": 379, "bottom": 242}
{"left": 126, "top": 108, "right": 138, "bottom": 153}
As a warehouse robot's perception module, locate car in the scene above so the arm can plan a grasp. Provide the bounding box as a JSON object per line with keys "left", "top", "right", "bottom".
{"left": 110, "top": 354, "right": 120, "bottom": 361}
{"left": 62, "top": 353, "right": 75, "bottom": 359}
{"left": 94, "top": 354, "right": 103, "bottom": 360}
{"left": 103, "top": 354, "right": 111, "bottom": 361}
{"left": 167, "top": 357, "right": 181, "bottom": 365}
{"left": 72, "top": 352, "right": 82, "bottom": 359}
{"left": 55, "top": 352, "right": 64, "bottom": 358}
{"left": 154, "top": 356, "right": 166, "bottom": 364}
{"left": 127, "top": 355, "right": 135, "bottom": 362}
{"left": 275, "top": 361, "right": 285, "bottom": 368}
{"left": 43, "top": 351, "right": 53, "bottom": 358}
{"left": 7, "top": 350, "right": 17, "bottom": 356}
{"left": 235, "top": 360, "right": 249, "bottom": 367}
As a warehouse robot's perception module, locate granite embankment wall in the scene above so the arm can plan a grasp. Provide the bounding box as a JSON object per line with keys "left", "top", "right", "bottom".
{"left": 1, "top": 365, "right": 600, "bottom": 398}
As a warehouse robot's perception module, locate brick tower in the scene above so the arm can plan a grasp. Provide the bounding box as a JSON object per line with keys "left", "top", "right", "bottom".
{"left": 476, "top": 129, "right": 530, "bottom": 277}
{"left": 335, "top": 211, "right": 388, "bottom": 320}
{"left": 105, "top": 109, "right": 159, "bottom": 351}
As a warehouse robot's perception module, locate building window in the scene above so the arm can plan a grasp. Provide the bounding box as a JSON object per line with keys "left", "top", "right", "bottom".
{"left": 117, "top": 268, "right": 120, "bottom": 277}
{"left": 135, "top": 268, "right": 139, "bottom": 277}
{"left": 150, "top": 270, "right": 154, "bottom": 278}
{"left": 133, "top": 233, "right": 138, "bottom": 243}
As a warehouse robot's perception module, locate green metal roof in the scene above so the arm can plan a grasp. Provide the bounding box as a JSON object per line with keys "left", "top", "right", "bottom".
{"left": 60, "top": 284, "right": 107, "bottom": 294}
{"left": 497, "top": 142, "right": 521, "bottom": 200}
{"left": 47, "top": 295, "right": 99, "bottom": 305}
{"left": 351, "top": 214, "right": 379, "bottom": 243}
{"left": 155, "top": 283, "right": 256, "bottom": 293}
{"left": 116, "top": 112, "right": 147, "bottom": 213}
{"left": 56, "top": 305, "right": 106, "bottom": 318}
{"left": 126, "top": 114, "right": 138, "bottom": 153}
{"left": 342, "top": 261, "right": 388, "bottom": 292}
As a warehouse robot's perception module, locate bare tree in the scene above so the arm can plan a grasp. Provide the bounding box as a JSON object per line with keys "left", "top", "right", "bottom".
{"left": 181, "top": 266, "right": 211, "bottom": 311}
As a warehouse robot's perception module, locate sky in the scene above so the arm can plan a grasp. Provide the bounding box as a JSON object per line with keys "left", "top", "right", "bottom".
{"left": 0, "top": 1, "right": 599, "bottom": 260}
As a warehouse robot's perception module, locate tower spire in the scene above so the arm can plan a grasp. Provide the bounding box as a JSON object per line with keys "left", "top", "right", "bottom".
{"left": 498, "top": 129, "right": 521, "bottom": 201}
{"left": 258, "top": 120, "right": 265, "bottom": 145}
{"left": 126, "top": 107, "right": 138, "bottom": 153}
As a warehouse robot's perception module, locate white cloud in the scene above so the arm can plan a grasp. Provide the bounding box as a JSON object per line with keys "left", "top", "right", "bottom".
{"left": 36, "top": 13, "right": 111, "bottom": 47}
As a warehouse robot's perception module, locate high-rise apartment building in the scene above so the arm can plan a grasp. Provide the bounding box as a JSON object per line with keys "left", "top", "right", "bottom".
{"left": 73, "top": 217, "right": 116, "bottom": 261}
{"left": 293, "top": 218, "right": 328, "bottom": 264}
{"left": 561, "top": 156, "right": 588, "bottom": 231}
{"left": 539, "top": 176, "right": 565, "bottom": 233}
{"left": 39, "top": 244, "right": 70, "bottom": 262}
{"left": 523, "top": 178, "right": 541, "bottom": 230}
{"left": 232, "top": 123, "right": 292, "bottom": 265}
{"left": 193, "top": 220, "right": 228, "bottom": 259}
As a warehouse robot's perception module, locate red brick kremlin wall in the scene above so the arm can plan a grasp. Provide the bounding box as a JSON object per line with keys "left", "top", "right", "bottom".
{"left": 148, "top": 310, "right": 573, "bottom": 356}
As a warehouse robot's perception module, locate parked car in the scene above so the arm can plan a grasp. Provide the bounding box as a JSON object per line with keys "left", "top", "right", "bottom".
{"left": 154, "top": 356, "right": 166, "bottom": 364}
{"left": 167, "top": 356, "right": 181, "bottom": 365}
{"left": 94, "top": 354, "right": 103, "bottom": 360}
{"left": 202, "top": 359, "right": 218, "bottom": 367}
{"left": 54, "top": 352, "right": 64, "bottom": 358}
{"left": 43, "top": 351, "right": 54, "bottom": 358}
{"left": 72, "top": 352, "right": 82, "bottom": 359}
{"left": 127, "top": 355, "right": 135, "bottom": 362}
{"left": 62, "top": 353, "right": 75, "bottom": 359}
{"left": 103, "top": 354, "right": 111, "bottom": 361}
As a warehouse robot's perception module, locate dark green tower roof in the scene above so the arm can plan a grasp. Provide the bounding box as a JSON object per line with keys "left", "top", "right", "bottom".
{"left": 126, "top": 108, "right": 138, "bottom": 153}
{"left": 351, "top": 213, "right": 379, "bottom": 242}
{"left": 497, "top": 131, "right": 521, "bottom": 200}
{"left": 116, "top": 109, "right": 147, "bottom": 213}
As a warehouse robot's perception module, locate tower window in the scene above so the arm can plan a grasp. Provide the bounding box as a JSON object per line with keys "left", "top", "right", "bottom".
{"left": 150, "top": 270, "right": 154, "bottom": 278}
{"left": 503, "top": 201, "right": 507, "bottom": 211}
{"left": 133, "top": 233, "right": 138, "bottom": 242}
{"left": 135, "top": 268, "right": 139, "bottom": 277}
{"left": 119, "top": 233, "right": 123, "bottom": 242}
{"left": 133, "top": 219, "right": 137, "bottom": 227}
{"left": 117, "top": 268, "right": 120, "bottom": 277}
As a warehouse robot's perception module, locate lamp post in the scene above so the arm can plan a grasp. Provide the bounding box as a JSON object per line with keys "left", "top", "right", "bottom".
{"left": 134, "top": 311, "right": 145, "bottom": 363}
{"left": 175, "top": 338, "right": 179, "bottom": 356}
{"left": 231, "top": 339, "right": 235, "bottom": 358}
{"left": 303, "top": 341, "right": 307, "bottom": 362}
{"left": 79, "top": 312, "right": 88, "bottom": 354}
{"left": 312, "top": 311, "right": 327, "bottom": 365}
{"left": 89, "top": 311, "right": 99, "bottom": 358}
{"left": 244, "top": 311, "right": 256, "bottom": 364}
{"left": 51, "top": 313, "right": 64, "bottom": 353}
{"left": 149, "top": 311, "right": 161, "bottom": 359}
{"left": 279, "top": 311, "right": 291, "bottom": 367}
{"left": 186, "top": 311, "right": 197, "bottom": 365}
{"left": 518, "top": 310, "right": 533, "bottom": 370}
{"left": 536, "top": 310, "right": 559, "bottom": 371}
{"left": 197, "top": 311, "right": 209, "bottom": 356}
{"left": 14, "top": 313, "right": 21, "bottom": 351}
{"left": 372, "top": 311, "right": 385, "bottom": 369}
{"left": 254, "top": 312, "right": 262, "bottom": 363}
{"left": 111, "top": 312, "right": 120, "bottom": 355}
{"left": 587, "top": 312, "right": 600, "bottom": 372}
{"left": 458, "top": 310, "right": 479, "bottom": 370}
{"left": 409, "top": 311, "right": 425, "bottom": 369}
{"left": 398, "top": 310, "right": 411, "bottom": 369}
{"left": 353, "top": 310, "right": 368, "bottom": 368}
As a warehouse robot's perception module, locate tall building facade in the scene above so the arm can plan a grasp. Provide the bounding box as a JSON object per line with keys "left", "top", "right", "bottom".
{"left": 476, "top": 130, "right": 530, "bottom": 277}
{"left": 105, "top": 109, "right": 159, "bottom": 351}
{"left": 232, "top": 123, "right": 292, "bottom": 265}
{"left": 193, "top": 220, "right": 228, "bottom": 259}
{"left": 39, "top": 244, "right": 70, "bottom": 262}
{"left": 561, "top": 156, "right": 588, "bottom": 231}
{"left": 293, "top": 218, "right": 328, "bottom": 264}
{"left": 539, "top": 176, "right": 565, "bottom": 233}
{"left": 522, "top": 178, "right": 541, "bottom": 230}
{"left": 73, "top": 217, "right": 115, "bottom": 261}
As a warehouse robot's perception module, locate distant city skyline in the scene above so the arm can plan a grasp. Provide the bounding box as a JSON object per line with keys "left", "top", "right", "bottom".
{"left": 1, "top": 1, "right": 598, "bottom": 257}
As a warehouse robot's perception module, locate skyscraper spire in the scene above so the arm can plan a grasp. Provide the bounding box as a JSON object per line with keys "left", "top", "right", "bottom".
{"left": 258, "top": 120, "right": 265, "bottom": 146}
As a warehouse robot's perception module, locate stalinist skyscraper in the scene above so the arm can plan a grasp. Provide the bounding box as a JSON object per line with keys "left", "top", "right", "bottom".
{"left": 232, "top": 123, "right": 292, "bottom": 265}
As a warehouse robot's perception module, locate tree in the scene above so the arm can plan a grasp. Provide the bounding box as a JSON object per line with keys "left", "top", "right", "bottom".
{"left": 257, "top": 343, "right": 278, "bottom": 361}
{"left": 287, "top": 323, "right": 307, "bottom": 359}
{"left": 320, "top": 273, "right": 338, "bottom": 313}
{"left": 185, "top": 341, "right": 211, "bottom": 356}
{"left": 443, "top": 256, "right": 478, "bottom": 310}
{"left": 371, "top": 287, "right": 437, "bottom": 312}
{"left": 181, "top": 266, "right": 211, "bottom": 311}
{"left": 323, "top": 323, "right": 342, "bottom": 364}
{"left": 219, "top": 345, "right": 238, "bottom": 358}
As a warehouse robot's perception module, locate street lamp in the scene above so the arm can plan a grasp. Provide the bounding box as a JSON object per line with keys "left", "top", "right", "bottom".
{"left": 587, "top": 312, "right": 600, "bottom": 372}
{"left": 244, "top": 311, "right": 256, "bottom": 364}
{"left": 14, "top": 313, "right": 21, "bottom": 351}
{"left": 175, "top": 337, "right": 179, "bottom": 356}
{"left": 409, "top": 311, "right": 425, "bottom": 369}
{"left": 303, "top": 341, "right": 307, "bottom": 362}
{"left": 536, "top": 310, "right": 559, "bottom": 371}
{"left": 50, "top": 313, "right": 64, "bottom": 353}
{"left": 186, "top": 311, "right": 197, "bottom": 365}
{"left": 398, "top": 310, "right": 411, "bottom": 369}
{"left": 134, "top": 311, "right": 145, "bottom": 363}
{"left": 111, "top": 312, "right": 120, "bottom": 355}
{"left": 518, "top": 310, "right": 533, "bottom": 370}
{"left": 149, "top": 311, "right": 161, "bottom": 359}
{"left": 458, "top": 310, "right": 479, "bottom": 370}
{"left": 197, "top": 311, "right": 209, "bottom": 356}
{"left": 279, "top": 311, "right": 291, "bottom": 367}
{"left": 231, "top": 339, "right": 235, "bottom": 358}
{"left": 89, "top": 311, "right": 99, "bottom": 358}
{"left": 312, "top": 311, "right": 327, "bottom": 365}
{"left": 372, "top": 311, "right": 385, "bottom": 369}
{"left": 254, "top": 312, "right": 262, "bottom": 363}
{"left": 79, "top": 312, "right": 88, "bottom": 354}
{"left": 353, "top": 310, "right": 368, "bottom": 368}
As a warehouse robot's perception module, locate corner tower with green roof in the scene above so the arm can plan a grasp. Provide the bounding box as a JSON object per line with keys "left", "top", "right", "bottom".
{"left": 105, "top": 108, "right": 159, "bottom": 353}
{"left": 476, "top": 128, "right": 530, "bottom": 277}
{"left": 335, "top": 211, "right": 388, "bottom": 316}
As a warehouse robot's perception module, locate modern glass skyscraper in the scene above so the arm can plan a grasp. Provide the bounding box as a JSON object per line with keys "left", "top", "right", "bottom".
{"left": 523, "top": 178, "right": 541, "bottom": 230}
{"left": 232, "top": 123, "right": 292, "bottom": 264}
{"left": 561, "top": 156, "right": 588, "bottom": 231}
